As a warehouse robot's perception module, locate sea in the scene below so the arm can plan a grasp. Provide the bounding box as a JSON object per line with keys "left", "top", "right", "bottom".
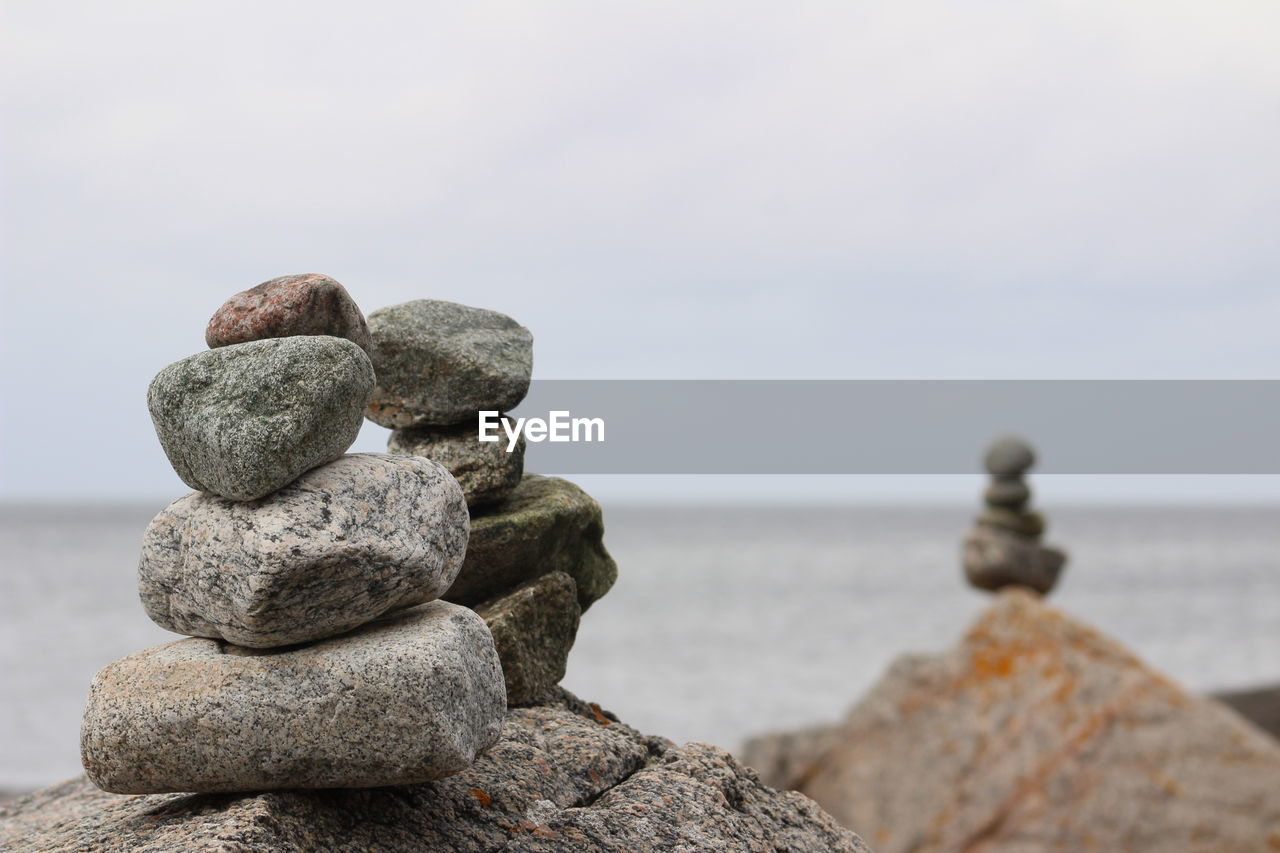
{"left": 2, "top": 503, "right": 1278, "bottom": 795}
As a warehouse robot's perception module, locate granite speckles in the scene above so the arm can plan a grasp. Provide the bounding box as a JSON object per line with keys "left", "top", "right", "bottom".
{"left": 364, "top": 300, "right": 533, "bottom": 428}
{"left": 476, "top": 571, "right": 581, "bottom": 706}
{"left": 147, "top": 337, "right": 374, "bottom": 501}
{"left": 205, "top": 273, "right": 372, "bottom": 352}
{"left": 388, "top": 419, "right": 525, "bottom": 508}
{"left": 139, "top": 453, "right": 469, "bottom": 648}
{"left": 80, "top": 601, "right": 506, "bottom": 794}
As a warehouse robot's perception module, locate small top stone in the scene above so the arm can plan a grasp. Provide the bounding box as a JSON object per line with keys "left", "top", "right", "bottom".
{"left": 205, "top": 273, "right": 372, "bottom": 352}
{"left": 983, "top": 436, "right": 1036, "bottom": 477}
{"left": 365, "top": 299, "right": 533, "bottom": 428}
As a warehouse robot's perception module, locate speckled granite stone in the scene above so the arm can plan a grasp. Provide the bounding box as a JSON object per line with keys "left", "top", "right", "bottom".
{"left": 205, "top": 273, "right": 372, "bottom": 352}
{"left": 8, "top": 691, "right": 870, "bottom": 851}
{"left": 148, "top": 337, "right": 374, "bottom": 501}
{"left": 962, "top": 525, "right": 1065, "bottom": 595}
{"left": 446, "top": 474, "right": 616, "bottom": 612}
{"left": 365, "top": 300, "right": 533, "bottom": 428}
{"left": 80, "top": 601, "right": 505, "bottom": 794}
{"left": 388, "top": 419, "right": 525, "bottom": 508}
{"left": 475, "top": 571, "right": 581, "bottom": 706}
{"left": 139, "top": 453, "right": 469, "bottom": 648}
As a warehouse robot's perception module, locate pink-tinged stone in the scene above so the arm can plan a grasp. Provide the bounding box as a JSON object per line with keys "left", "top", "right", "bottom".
{"left": 205, "top": 273, "right": 372, "bottom": 351}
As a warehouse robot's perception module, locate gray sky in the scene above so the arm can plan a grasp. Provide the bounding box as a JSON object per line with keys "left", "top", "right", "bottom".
{"left": 3, "top": 1, "right": 1279, "bottom": 502}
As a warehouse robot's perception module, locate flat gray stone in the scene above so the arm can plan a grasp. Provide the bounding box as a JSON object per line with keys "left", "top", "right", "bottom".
{"left": 205, "top": 273, "right": 372, "bottom": 352}
{"left": 476, "top": 571, "right": 581, "bottom": 706}
{"left": 983, "top": 478, "right": 1030, "bottom": 508}
{"left": 148, "top": 337, "right": 374, "bottom": 501}
{"left": 140, "top": 453, "right": 469, "bottom": 648}
{"left": 963, "top": 525, "right": 1065, "bottom": 595}
{"left": 388, "top": 419, "right": 524, "bottom": 508}
{"left": 9, "top": 691, "right": 870, "bottom": 852}
{"left": 977, "top": 506, "right": 1045, "bottom": 537}
{"left": 365, "top": 299, "right": 533, "bottom": 428}
{"left": 446, "top": 474, "right": 617, "bottom": 612}
{"left": 80, "top": 601, "right": 506, "bottom": 794}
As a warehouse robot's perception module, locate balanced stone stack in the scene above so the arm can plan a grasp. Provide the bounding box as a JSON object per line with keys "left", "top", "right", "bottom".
{"left": 364, "top": 299, "right": 617, "bottom": 705}
{"left": 961, "top": 436, "right": 1067, "bottom": 595}
{"left": 79, "top": 274, "right": 507, "bottom": 794}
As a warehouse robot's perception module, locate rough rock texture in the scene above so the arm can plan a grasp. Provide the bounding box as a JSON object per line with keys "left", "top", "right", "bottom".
{"left": 740, "top": 723, "right": 842, "bottom": 793}
{"left": 80, "top": 601, "right": 506, "bottom": 794}
{"left": 140, "top": 453, "right": 469, "bottom": 648}
{"left": 8, "top": 691, "right": 872, "bottom": 852}
{"left": 204, "top": 273, "right": 372, "bottom": 352}
{"left": 148, "top": 337, "right": 374, "bottom": 501}
{"left": 789, "top": 589, "right": 1280, "bottom": 853}
{"left": 962, "top": 526, "right": 1065, "bottom": 595}
{"left": 475, "top": 571, "right": 581, "bottom": 706}
{"left": 365, "top": 299, "right": 533, "bottom": 428}
{"left": 388, "top": 419, "right": 525, "bottom": 508}
{"left": 446, "top": 474, "right": 617, "bottom": 612}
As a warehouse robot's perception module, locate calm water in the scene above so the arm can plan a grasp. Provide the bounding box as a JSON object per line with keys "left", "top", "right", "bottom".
{"left": 2, "top": 502, "right": 1278, "bottom": 792}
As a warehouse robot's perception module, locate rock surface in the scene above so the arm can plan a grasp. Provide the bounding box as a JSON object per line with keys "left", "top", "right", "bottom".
{"left": 80, "top": 601, "right": 506, "bottom": 795}
{"left": 139, "top": 453, "right": 469, "bottom": 648}
{"left": 388, "top": 419, "right": 525, "bottom": 508}
{"left": 475, "top": 571, "right": 581, "bottom": 706}
{"left": 446, "top": 474, "right": 617, "bottom": 612}
{"left": 148, "top": 337, "right": 374, "bottom": 501}
{"left": 8, "top": 691, "right": 871, "bottom": 852}
{"left": 365, "top": 299, "right": 533, "bottom": 428}
{"left": 785, "top": 589, "right": 1280, "bottom": 853}
{"left": 962, "top": 525, "right": 1064, "bottom": 595}
{"left": 983, "top": 436, "right": 1035, "bottom": 477}
{"left": 204, "top": 273, "right": 372, "bottom": 352}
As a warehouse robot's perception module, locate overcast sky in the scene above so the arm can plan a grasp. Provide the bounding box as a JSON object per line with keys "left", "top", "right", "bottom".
{"left": 3, "top": 1, "right": 1279, "bottom": 502}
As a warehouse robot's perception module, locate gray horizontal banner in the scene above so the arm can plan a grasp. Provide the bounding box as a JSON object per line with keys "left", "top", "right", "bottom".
{"left": 500, "top": 380, "right": 1280, "bottom": 474}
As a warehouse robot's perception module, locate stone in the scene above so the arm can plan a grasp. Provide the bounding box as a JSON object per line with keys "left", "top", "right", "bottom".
{"left": 983, "top": 478, "right": 1030, "bottom": 508}
{"left": 983, "top": 436, "right": 1035, "bottom": 477}
{"left": 388, "top": 419, "right": 525, "bottom": 508}
{"left": 475, "top": 571, "right": 581, "bottom": 706}
{"left": 365, "top": 299, "right": 533, "bottom": 428}
{"left": 80, "top": 601, "right": 506, "bottom": 794}
{"left": 977, "top": 506, "right": 1045, "bottom": 537}
{"left": 139, "top": 453, "right": 469, "bottom": 648}
{"left": 8, "top": 691, "right": 871, "bottom": 852}
{"left": 446, "top": 474, "right": 617, "bottom": 612}
{"left": 963, "top": 525, "right": 1065, "bottom": 594}
{"left": 788, "top": 590, "right": 1280, "bottom": 853}
{"left": 204, "top": 273, "right": 372, "bottom": 352}
{"left": 148, "top": 337, "right": 374, "bottom": 501}
{"left": 1214, "top": 683, "right": 1280, "bottom": 740}
{"left": 740, "top": 722, "right": 842, "bottom": 792}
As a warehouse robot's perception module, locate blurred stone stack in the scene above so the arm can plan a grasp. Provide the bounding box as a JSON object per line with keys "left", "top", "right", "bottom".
{"left": 79, "top": 275, "right": 507, "bottom": 794}
{"left": 962, "top": 436, "right": 1067, "bottom": 595}
{"left": 365, "top": 299, "right": 618, "bottom": 705}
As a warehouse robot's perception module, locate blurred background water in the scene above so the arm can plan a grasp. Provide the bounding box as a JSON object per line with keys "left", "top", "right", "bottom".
{"left": 3, "top": 501, "right": 1277, "bottom": 794}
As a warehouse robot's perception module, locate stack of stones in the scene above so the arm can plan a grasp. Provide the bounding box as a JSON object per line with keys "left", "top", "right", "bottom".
{"left": 961, "top": 436, "right": 1067, "bottom": 596}
{"left": 79, "top": 275, "right": 508, "bottom": 794}
{"left": 363, "top": 299, "right": 617, "bottom": 705}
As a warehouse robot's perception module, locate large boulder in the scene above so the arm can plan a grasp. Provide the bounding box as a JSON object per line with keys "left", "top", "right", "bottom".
{"left": 774, "top": 589, "right": 1280, "bottom": 853}
{"left": 6, "top": 691, "right": 872, "bottom": 852}
{"left": 445, "top": 474, "right": 617, "bottom": 612}
{"left": 365, "top": 299, "right": 533, "bottom": 428}
{"left": 147, "top": 337, "right": 374, "bottom": 501}
{"left": 204, "top": 273, "right": 372, "bottom": 352}
{"left": 139, "top": 453, "right": 469, "bottom": 648}
{"left": 80, "top": 601, "right": 505, "bottom": 794}
{"left": 475, "top": 571, "right": 581, "bottom": 706}
{"left": 388, "top": 419, "right": 525, "bottom": 508}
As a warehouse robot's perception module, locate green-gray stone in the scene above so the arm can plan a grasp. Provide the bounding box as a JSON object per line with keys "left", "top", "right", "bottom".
{"left": 983, "top": 436, "right": 1036, "bottom": 478}
{"left": 978, "top": 507, "right": 1046, "bottom": 538}
{"left": 984, "top": 479, "right": 1031, "bottom": 509}
{"left": 476, "top": 571, "right": 581, "bottom": 706}
{"left": 147, "top": 337, "right": 374, "bottom": 501}
{"left": 388, "top": 420, "right": 524, "bottom": 508}
{"left": 365, "top": 300, "right": 533, "bottom": 428}
{"left": 446, "top": 475, "right": 616, "bottom": 612}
